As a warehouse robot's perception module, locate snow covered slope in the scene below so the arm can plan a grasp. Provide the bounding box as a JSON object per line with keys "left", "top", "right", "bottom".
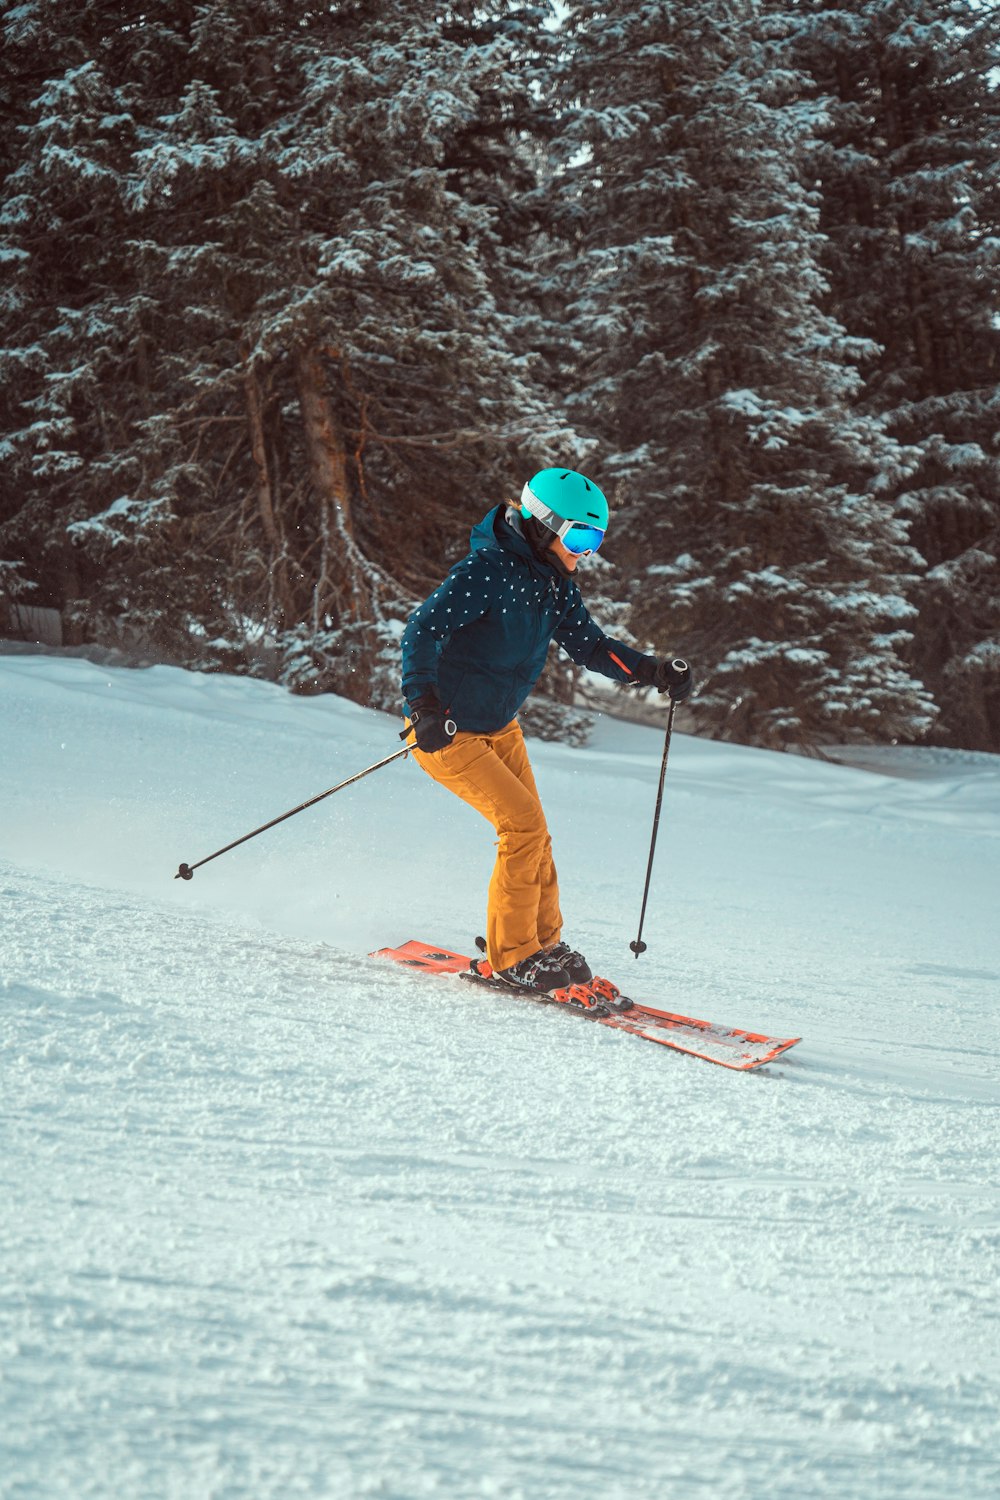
{"left": 1, "top": 655, "right": 998, "bottom": 1500}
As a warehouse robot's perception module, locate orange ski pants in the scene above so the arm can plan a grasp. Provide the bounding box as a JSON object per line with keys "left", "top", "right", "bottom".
{"left": 411, "top": 718, "right": 562, "bottom": 973}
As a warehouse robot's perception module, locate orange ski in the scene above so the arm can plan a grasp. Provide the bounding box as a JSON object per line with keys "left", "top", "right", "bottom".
{"left": 371, "top": 940, "right": 801, "bottom": 1072}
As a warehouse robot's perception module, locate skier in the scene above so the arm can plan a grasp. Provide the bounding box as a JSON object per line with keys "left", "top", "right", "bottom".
{"left": 401, "top": 468, "right": 692, "bottom": 994}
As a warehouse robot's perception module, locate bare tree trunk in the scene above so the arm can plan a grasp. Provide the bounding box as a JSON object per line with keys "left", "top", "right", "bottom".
{"left": 244, "top": 352, "right": 296, "bottom": 628}
{"left": 294, "top": 344, "right": 373, "bottom": 626}
{"left": 243, "top": 356, "right": 280, "bottom": 552}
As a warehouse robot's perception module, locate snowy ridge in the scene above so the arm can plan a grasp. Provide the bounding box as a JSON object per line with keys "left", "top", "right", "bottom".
{"left": 2, "top": 656, "right": 999, "bottom": 1500}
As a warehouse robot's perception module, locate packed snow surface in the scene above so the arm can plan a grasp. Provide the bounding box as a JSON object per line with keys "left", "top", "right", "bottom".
{"left": 1, "top": 654, "right": 998, "bottom": 1500}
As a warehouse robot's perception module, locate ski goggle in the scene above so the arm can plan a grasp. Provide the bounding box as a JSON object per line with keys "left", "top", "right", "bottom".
{"left": 520, "top": 484, "right": 606, "bottom": 556}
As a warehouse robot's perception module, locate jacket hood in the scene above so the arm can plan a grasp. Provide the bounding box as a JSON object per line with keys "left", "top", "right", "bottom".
{"left": 469, "top": 504, "right": 559, "bottom": 579}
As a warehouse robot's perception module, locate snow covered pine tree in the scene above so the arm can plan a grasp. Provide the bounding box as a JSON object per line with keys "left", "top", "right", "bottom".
{"left": 788, "top": 0, "right": 1000, "bottom": 751}
{"left": 546, "top": 1, "right": 937, "bottom": 750}
{"left": 0, "top": 1, "right": 575, "bottom": 705}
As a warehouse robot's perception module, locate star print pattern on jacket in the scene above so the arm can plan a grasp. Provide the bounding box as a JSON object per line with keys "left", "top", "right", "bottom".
{"left": 401, "top": 505, "right": 650, "bottom": 735}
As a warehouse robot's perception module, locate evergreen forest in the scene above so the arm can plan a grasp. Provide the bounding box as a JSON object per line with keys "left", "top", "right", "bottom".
{"left": 3, "top": 0, "right": 999, "bottom": 753}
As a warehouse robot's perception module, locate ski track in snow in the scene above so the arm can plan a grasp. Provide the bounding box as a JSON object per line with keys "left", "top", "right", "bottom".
{"left": 1, "top": 655, "right": 999, "bottom": 1500}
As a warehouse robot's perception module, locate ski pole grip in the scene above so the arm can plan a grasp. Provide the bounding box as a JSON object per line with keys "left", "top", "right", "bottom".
{"left": 671, "top": 658, "right": 688, "bottom": 673}
{"left": 445, "top": 719, "right": 457, "bottom": 737}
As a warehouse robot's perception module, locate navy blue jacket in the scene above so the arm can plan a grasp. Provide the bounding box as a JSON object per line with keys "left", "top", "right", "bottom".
{"left": 401, "top": 505, "right": 649, "bottom": 734}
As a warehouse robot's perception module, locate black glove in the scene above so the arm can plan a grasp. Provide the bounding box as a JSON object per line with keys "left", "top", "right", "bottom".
{"left": 634, "top": 655, "right": 693, "bottom": 702}
{"left": 405, "top": 690, "right": 457, "bottom": 753}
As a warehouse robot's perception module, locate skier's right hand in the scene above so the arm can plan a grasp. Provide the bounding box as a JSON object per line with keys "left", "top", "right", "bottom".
{"left": 407, "top": 691, "right": 457, "bottom": 753}
{"left": 634, "top": 656, "right": 694, "bottom": 701}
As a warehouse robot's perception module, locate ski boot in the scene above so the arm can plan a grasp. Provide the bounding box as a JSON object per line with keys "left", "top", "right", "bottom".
{"left": 543, "top": 941, "right": 593, "bottom": 985}
{"left": 503, "top": 937, "right": 634, "bottom": 1013}
{"left": 494, "top": 949, "right": 573, "bottom": 994}
{"left": 473, "top": 940, "right": 610, "bottom": 1014}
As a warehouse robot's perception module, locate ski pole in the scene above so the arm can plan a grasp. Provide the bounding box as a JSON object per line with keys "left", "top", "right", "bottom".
{"left": 629, "top": 691, "right": 680, "bottom": 958}
{"left": 175, "top": 741, "right": 415, "bottom": 881}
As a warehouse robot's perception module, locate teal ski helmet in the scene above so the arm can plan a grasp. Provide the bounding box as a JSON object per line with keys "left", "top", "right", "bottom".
{"left": 519, "top": 467, "right": 609, "bottom": 556}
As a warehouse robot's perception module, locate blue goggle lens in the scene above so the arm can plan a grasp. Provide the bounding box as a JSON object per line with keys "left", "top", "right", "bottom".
{"left": 561, "top": 524, "right": 605, "bottom": 556}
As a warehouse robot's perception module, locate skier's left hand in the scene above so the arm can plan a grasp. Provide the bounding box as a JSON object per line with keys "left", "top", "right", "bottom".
{"left": 406, "top": 690, "right": 457, "bottom": 753}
